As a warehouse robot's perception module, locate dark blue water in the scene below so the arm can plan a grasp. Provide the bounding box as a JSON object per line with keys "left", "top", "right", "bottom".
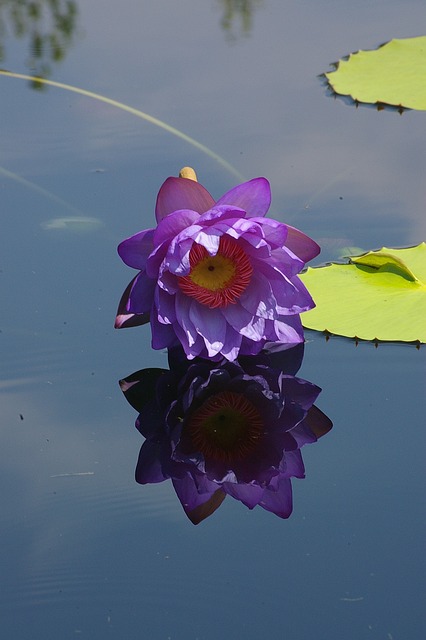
{"left": 1, "top": 1, "right": 425, "bottom": 638}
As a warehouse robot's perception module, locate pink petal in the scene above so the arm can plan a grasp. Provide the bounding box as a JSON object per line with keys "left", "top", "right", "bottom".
{"left": 285, "top": 226, "right": 320, "bottom": 263}
{"left": 215, "top": 177, "right": 271, "bottom": 217}
{"left": 155, "top": 177, "right": 215, "bottom": 222}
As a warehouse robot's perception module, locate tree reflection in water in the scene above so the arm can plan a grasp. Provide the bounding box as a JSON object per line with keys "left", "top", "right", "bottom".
{"left": 0, "top": 0, "right": 78, "bottom": 81}
{"left": 218, "top": 0, "right": 263, "bottom": 39}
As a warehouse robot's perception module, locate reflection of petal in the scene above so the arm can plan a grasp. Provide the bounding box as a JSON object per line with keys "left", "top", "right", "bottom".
{"left": 119, "top": 368, "right": 167, "bottom": 414}
{"left": 185, "top": 489, "right": 226, "bottom": 525}
{"left": 172, "top": 473, "right": 218, "bottom": 511}
{"left": 135, "top": 441, "right": 170, "bottom": 484}
{"left": 304, "top": 405, "right": 333, "bottom": 439}
{"left": 260, "top": 477, "right": 293, "bottom": 518}
{"left": 223, "top": 482, "right": 265, "bottom": 509}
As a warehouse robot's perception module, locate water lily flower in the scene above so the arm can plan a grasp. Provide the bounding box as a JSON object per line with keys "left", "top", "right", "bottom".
{"left": 116, "top": 172, "right": 320, "bottom": 361}
{"left": 120, "top": 346, "right": 332, "bottom": 524}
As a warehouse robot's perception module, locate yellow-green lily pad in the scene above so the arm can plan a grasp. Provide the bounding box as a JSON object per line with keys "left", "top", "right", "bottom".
{"left": 325, "top": 36, "right": 426, "bottom": 111}
{"left": 300, "top": 243, "right": 426, "bottom": 343}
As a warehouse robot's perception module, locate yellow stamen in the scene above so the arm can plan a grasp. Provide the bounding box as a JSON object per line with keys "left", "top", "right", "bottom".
{"left": 190, "top": 254, "right": 236, "bottom": 290}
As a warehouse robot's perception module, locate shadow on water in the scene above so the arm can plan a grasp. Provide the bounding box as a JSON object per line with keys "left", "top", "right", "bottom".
{"left": 0, "top": 0, "right": 78, "bottom": 82}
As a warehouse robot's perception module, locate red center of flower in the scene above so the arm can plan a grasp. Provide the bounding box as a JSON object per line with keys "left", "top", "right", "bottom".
{"left": 178, "top": 235, "right": 253, "bottom": 308}
{"left": 187, "top": 390, "right": 264, "bottom": 463}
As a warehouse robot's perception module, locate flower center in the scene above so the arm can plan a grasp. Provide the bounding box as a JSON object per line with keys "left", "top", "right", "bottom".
{"left": 187, "top": 390, "right": 264, "bottom": 462}
{"left": 178, "top": 235, "right": 253, "bottom": 308}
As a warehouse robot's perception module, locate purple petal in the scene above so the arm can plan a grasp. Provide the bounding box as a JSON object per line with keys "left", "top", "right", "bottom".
{"left": 215, "top": 178, "right": 271, "bottom": 217}
{"left": 239, "top": 270, "right": 278, "bottom": 319}
{"left": 259, "top": 477, "right": 293, "bottom": 518}
{"left": 154, "top": 209, "right": 201, "bottom": 246}
{"left": 118, "top": 228, "right": 155, "bottom": 269}
{"left": 285, "top": 226, "right": 320, "bottom": 263}
{"left": 221, "top": 324, "right": 243, "bottom": 361}
{"left": 188, "top": 303, "right": 227, "bottom": 357}
{"left": 260, "top": 265, "right": 315, "bottom": 315}
{"left": 155, "top": 177, "right": 215, "bottom": 222}
{"left": 127, "top": 271, "right": 156, "bottom": 314}
{"left": 246, "top": 217, "right": 289, "bottom": 248}
{"left": 154, "top": 287, "right": 176, "bottom": 325}
{"left": 267, "top": 247, "right": 304, "bottom": 277}
{"left": 174, "top": 292, "right": 198, "bottom": 348}
{"left": 221, "top": 301, "right": 256, "bottom": 332}
{"left": 151, "top": 312, "right": 180, "bottom": 349}
{"left": 197, "top": 205, "right": 246, "bottom": 225}
{"left": 265, "top": 315, "right": 304, "bottom": 344}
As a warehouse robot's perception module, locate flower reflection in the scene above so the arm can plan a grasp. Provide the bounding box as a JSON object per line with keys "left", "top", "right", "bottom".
{"left": 120, "top": 344, "right": 332, "bottom": 524}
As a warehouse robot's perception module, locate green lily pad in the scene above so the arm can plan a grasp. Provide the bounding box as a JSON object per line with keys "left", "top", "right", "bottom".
{"left": 300, "top": 243, "right": 426, "bottom": 343}
{"left": 325, "top": 36, "right": 426, "bottom": 111}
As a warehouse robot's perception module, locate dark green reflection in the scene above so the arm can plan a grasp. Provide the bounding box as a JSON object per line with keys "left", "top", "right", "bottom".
{"left": 218, "top": 0, "right": 262, "bottom": 38}
{"left": 0, "top": 0, "right": 78, "bottom": 82}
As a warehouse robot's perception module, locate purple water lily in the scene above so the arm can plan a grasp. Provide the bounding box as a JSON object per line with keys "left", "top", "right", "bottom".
{"left": 116, "top": 173, "right": 320, "bottom": 361}
{"left": 120, "top": 346, "right": 332, "bottom": 524}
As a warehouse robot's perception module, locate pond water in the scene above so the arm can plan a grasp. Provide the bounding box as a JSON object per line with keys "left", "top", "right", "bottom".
{"left": 1, "top": 1, "right": 425, "bottom": 638}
